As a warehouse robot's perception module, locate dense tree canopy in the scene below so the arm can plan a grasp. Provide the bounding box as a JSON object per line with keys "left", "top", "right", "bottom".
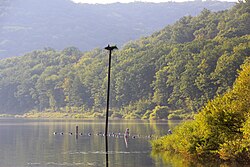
{"left": 0, "top": 1, "right": 249, "bottom": 119}
{"left": 151, "top": 56, "right": 250, "bottom": 163}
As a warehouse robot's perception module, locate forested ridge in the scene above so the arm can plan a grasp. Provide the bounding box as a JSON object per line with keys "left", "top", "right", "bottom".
{"left": 0, "top": 0, "right": 234, "bottom": 58}
{"left": 0, "top": 1, "right": 249, "bottom": 119}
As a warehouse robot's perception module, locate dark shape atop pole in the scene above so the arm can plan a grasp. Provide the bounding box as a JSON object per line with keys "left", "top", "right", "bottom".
{"left": 105, "top": 44, "right": 118, "bottom": 51}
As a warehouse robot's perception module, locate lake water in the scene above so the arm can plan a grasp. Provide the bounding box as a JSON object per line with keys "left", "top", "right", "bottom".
{"left": 0, "top": 118, "right": 180, "bottom": 167}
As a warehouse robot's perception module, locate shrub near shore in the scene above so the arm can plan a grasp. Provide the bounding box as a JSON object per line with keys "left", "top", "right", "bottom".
{"left": 151, "top": 59, "right": 250, "bottom": 163}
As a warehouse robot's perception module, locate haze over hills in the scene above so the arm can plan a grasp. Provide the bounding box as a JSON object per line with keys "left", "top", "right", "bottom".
{"left": 0, "top": 0, "right": 234, "bottom": 58}
{"left": 0, "top": 1, "right": 249, "bottom": 116}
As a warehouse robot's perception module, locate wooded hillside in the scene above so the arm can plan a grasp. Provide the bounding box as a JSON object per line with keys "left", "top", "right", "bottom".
{"left": 0, "top": 1, "right": 249, "bottom": 119}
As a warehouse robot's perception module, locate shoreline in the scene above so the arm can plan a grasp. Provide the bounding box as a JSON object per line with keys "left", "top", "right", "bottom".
{"left": 0, "top": 112, "right": 107, "bottom": 119}
{"left": 0, "top": 112, "right": 186, "bottom": 121}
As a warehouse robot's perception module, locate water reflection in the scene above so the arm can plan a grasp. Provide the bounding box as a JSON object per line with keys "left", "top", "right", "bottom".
{"left": 151, "top": 150, "right": 244, "bottom": 167}
{"left": 106, "top": 148, "right": 109, "bottom": 167}
{"left": 124, "top": 128, "right": 129, "bottom": 148}
{"left": 124, "top": 136, "right": 129, "bottom": 148}
{"left": 105, "top": 135, "right": 109, "bottom": 167}
{"left": 0, "top": 119, "right": 181, "bottom": 167}
{"left": 106, "top": 128, "right": 130, "bottom": 167}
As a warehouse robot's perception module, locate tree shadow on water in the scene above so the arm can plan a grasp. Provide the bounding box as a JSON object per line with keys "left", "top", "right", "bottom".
{"left": 150, "top": 151, "right": 244, "bottom": 167}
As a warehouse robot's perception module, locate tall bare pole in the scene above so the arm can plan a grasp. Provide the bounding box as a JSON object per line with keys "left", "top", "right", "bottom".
{"left": 104, "top": 45, "right": 118, "bottom": 162}
{"left": 104, "top": 44, "right": 117, "bottom": 136}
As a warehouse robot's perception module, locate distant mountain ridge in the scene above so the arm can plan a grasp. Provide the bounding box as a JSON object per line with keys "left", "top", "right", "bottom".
{"left": 0, "top": 1, "right": 249, "bottom": 116}
{"left": 0, "top": 0, "right": 234, "bottom": 58}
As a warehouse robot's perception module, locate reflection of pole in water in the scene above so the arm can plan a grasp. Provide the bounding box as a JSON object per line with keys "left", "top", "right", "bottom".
{"left": 105, "top": 135, "right": 109, "bottom": 167}
{"left": 106, "top": 140, "right": 109, "bottom": 167}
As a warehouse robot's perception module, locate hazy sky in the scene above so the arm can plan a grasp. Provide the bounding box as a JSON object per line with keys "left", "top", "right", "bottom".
{"left": 71, "top": 0, "right": 237, "bottom": 4}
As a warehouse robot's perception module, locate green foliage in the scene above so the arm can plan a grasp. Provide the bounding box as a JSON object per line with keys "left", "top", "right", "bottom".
{"left": 110, "top": 112, "right": 123, "bottom": 119}
{"left": 121, "top": 98, "right": 155, "bottom": 119}
{"left": 167, "top": 109, "right": 188, "bottom": 120}
{"left": 150, "top": 106, "right": 169, "bottom": 120}
{"left": 152, "top": 58, "right": 250, "bottom": 163}
{"left": 0, "top": 2, "right": 249, "bottom": 122}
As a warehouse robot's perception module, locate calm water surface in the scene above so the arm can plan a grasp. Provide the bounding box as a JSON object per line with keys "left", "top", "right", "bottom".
{"left": 0, "top": 119, "right": 180, "bottom": 167}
